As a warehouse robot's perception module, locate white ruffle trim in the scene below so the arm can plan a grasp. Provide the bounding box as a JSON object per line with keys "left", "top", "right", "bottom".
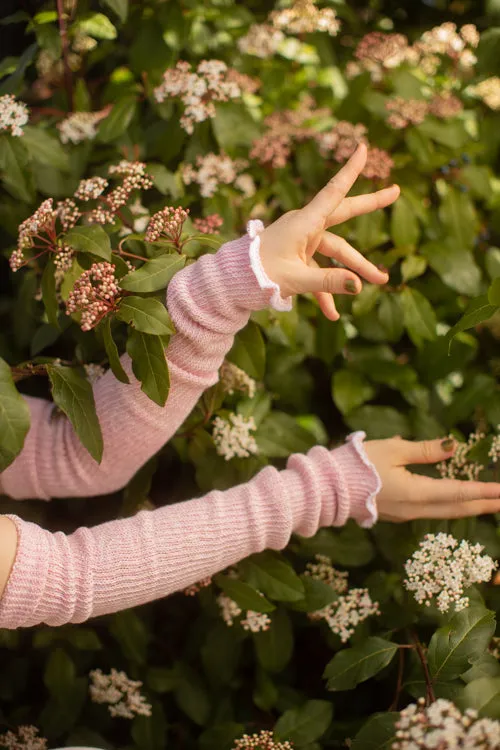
{"left": 247, "top": 219, "right": 293, "bottom": 312}
{"left": 346, "top": 431, "right": 381, "bottom": 528}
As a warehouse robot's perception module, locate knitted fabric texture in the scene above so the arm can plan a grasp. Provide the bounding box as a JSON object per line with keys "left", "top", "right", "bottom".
{"left": 0, "top": 226, "right": 380, "bottom": 629}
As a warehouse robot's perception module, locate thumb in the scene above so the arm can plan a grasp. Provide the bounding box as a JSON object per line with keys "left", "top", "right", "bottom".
{"left": 301, "top": 264, "right": 362, "bottom": 296}
{"left": 397, "top": 437, "right": 456, "bottom": 466}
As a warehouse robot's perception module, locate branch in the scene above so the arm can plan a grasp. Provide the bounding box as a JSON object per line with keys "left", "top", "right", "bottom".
{"left": 410, "top": 631, "right": 436, "bottom": 705}
{"left": 56, "top": 0, "right": 74, "bottom": 111}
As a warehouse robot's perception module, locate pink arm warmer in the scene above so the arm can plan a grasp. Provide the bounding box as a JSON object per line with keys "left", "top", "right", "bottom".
{"left": 0, "top": 221, "right": 380, "bottom": 629}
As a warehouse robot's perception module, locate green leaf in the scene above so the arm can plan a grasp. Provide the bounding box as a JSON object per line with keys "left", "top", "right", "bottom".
{"left": 488, "top": 277, "right": 500, "bottom": 305}
{"left": 439, "top": 187, "right": 478, "bottom": 250}
{"left": 100, "top": 0, "right": 128, "bottom": 23}
{"left": 289, "top": 577, "right": 339, "bottom": 613}
{"left": 46, "top": 364, "right": 103, "bottom": 462}
{"left": 41, "top": 259, "right": 59, "bottom": 328}
{"left": 126, "top": 330, "right": 170, "bottom": 406}
{"left": 117, "top": 296, "right": 174, "bottom": 336}
{"left": 240, "top": 551, "right": 305, "bottom": 602}
{"left": 459, "top": 677, "right": 500, "bottom": 717}
{"left": 97, "top": 96, "right": 137, "bottom": 142}
{"left": 0, "top": 134, "right": 32, "bottom": 202}
{"left": 428, "top": 606, "right": 496, "bottom": 681}
{"left": 109, "top": 609, "right": 150, "bottom": 663}
{"left": 132, "top": 700, "right": 167, "bottom": 750}
{"left": 65, "top": 226, "right": 111, "bottom": 261}
{"left": 212, "top": 102, "right": 261, "bottom": 149}
{"left": 0, "top": 358, "right": 30, "bottom": 471}
{"left": 78, "top": 12, "right": 117, "bottom": 39}
{"left": 400, "top": 287, "right": 437, "bottom": 347}
{"left": 101, "top": 317, "right": 129, "bottom": 384}
{"left": 254, "top": 608, "right": 294, "bottom": 673}
{"left": 227, "top": 321, "right": 265, "bottom": 380}
{"left": 391, "top": 194, "right": 420, "bottom": 248}
{"left": 323, "top": 637, "right": 398, "bottom": 691}
{"left": 214, "top": 574, "right": 275, "bottom": 614}
{"left": 255, "top": 411, "right": 317, "bottom": 458}
{"left": 275, "top": 700, "right": 333, "bottom": 745}
{"left": 174, "top": 663, "right": 211, "bottom": 726}
{"left": 401, "top": 255, "right": 427, "bottom": 283}
{"left": 477, "top": 27, "right": 500, "bottom": 75}
{"left": 332, "top": 370, "right": 375, "bottom": 415}
{"left": 487, "top": 247, "right": 500, "bottom": 280}
{"left": 421, "top": 239, "right": 482, "bottom": 296}
{"left": 21, "top": 126, "right": 70, "bottom": 172}
{"left": 351, "top": 713, "right": 398, "bottom": 750}
{"left": 445, "top": 294, "right": 497, "bottom": 351}
{"left": 346, "top": 405, "right": 411, "bottom": 439}
{"left": 120, "top": 255, "right": 185, "bottom": 293}
{"left": 44, "top": 648, "right": 75, "bottom": 695}
{"left": 199, "top": 723, "right": 245, "bottom": 750}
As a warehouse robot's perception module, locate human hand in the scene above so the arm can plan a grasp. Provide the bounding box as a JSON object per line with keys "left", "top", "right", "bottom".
{"left": 364, "top": 437, "right": 500, "bottom": 521}
{"left": 258, "top": 143, "right": 400, "bottom": 321}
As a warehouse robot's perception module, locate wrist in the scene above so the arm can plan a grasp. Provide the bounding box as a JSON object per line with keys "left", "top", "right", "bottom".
{"left": 247, "top": 220, "right": 293, "bottom": 312}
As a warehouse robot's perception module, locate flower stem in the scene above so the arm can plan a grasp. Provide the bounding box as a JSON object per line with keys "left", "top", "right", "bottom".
{"left": 56, "top": 0, "right": 74, "bottom": 111}
{"left": 410, "top": 631, "right": 435, "bottom": 705}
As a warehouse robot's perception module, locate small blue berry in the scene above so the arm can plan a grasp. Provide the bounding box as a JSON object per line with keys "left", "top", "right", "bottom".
{"left": 440, "top": 165, "right": 450, "bottom": 174}
{"left": 458, "top": 184, "right": 469, "bottom": 192}
{"left": 449, "top": 159, "right": 459, "bottom": 168}
{"left": 461, "top": 153, "right": 471, "bottom": 164}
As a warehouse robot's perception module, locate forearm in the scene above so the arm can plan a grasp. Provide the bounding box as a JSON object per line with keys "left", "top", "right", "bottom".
{"left": 0, "top": 224, "right": 291, "bottom": 500}
{"left": 0, "top": 435, "right": 378, "bottom": 629}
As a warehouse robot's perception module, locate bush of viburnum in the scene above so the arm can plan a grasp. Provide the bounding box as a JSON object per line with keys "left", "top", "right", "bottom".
{"left": 4, "top": 0, "right": 500, "bottom": 748}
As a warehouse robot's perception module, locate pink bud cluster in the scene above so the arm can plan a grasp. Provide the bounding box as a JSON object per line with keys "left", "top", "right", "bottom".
{"left": 154, "top": 60, "right": 258, "bottom": 134}
{"left": 250, "top": 95, "right": 329, "bottom": 169}
{"left": 233, "top": 730, "right": 293, "bottom": 750}
{"left": 56, "top": 198, "right": 81, "bottom": 231}
{"left": 183, "top": 577, "right": 213, "bottom": 596}
{"left": 145, "top": 206, "right": 190, "bottom": 244}
{"left": 193, "top": 214, "right": 224, "bottom": 235}
{"left": 65, "top": 262, "right": 120, "bottom": 331}
{"left": 471, "top": 77, "right": 500, "bottom": 110}
{"left": 87, "top": 161, "right": 153, "bottom": 225}
{"left": 349, "top": 23, "right": 480, "bottom": 82}
{"left": 10, "top": 199, "right": 57, "bottom": 271}
{"left": 0, "top": 725, "right": 47, "bottom": 750}
{"left": 316, "top": 122, "right": 394, "bottom": 180}
{"left": 238, "top": 24, "right": 285, "bottom": 58}
{"left": 385, "top": 94, "right": 463, "bottom": 129}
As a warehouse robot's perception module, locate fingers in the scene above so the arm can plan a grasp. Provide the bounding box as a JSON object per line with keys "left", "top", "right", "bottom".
{"left": 302, "top": 256, "right": 362, "bottom": 296}
{"left": 411, "top": 474, "right": 500, "bottom": 505}
{"left": 327, "top": 184, "right": 400, "bottom": 227}
{"left": 395, "top": 437, "right": 458, "bottom": 466}
{"left": 318, "top": 232, "right": 389, "bottom": 285}
{"left": 313, "top": 291, "right": 340, "bottom": 321}
{"left": 417, "top": 498, "right": 500, "bottom": 519}
{"left": 302, "top": 144, "right": 368, "bottom": 222}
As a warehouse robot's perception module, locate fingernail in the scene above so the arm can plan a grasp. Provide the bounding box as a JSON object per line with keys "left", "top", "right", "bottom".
{"left": 376, "top": 264, "right": 388, "bottom": 273}
{"left": 441, "top": 438, "right": 455, "bottom": 451}
{"left": 344, "top": 279, "right": 357, "bottom": 293}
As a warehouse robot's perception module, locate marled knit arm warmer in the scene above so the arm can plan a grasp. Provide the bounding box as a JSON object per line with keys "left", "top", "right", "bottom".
{"left": 0, "top": 221, "right": 292, "bottom": 500}
{"left": 0, "top": 436, "right": 379, "bottom": 628}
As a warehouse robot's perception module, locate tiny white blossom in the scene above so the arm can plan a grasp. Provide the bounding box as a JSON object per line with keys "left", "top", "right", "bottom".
{"left": 58, "top": 111, "right": 104, "bottom": 144}
{"left": 89, "top": 668, "right": 152, "bottom": 720}
{"left": 240, "top": 610, "right": 271, "bottom": 633}
{"left": 217, "top": 593, "right": 242, "bottom": 626}
{"left": 212, "top": 413, "right": 258, "bottom": 460}
{"left": 220, "top": 361, "right": 256, "bottom": 398}
{"left": 404, "top": 533, "right": 496, "bottom": 613}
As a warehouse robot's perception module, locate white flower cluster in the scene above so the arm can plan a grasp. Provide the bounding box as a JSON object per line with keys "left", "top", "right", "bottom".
{"left": 0, "top": 94, "right": 29, "bottom": 136}
{"left": 181, "top": 152, "right": 249, "bottom": 198}
{"left": 212, "top": 413, "right": 258, "bottom": 461}
{"left": 437, "top": 431, "right": 485, "bottom": 481}
{"left": 404, "top": 533, "right": 496, "bottom": 613}
{"left": 238, "top": 24, "right": 285, "bottom": 58}
{"left": 154, "top": 60, "right": 244, "bottom": 134}
{"left": 393, "top": 698, "right": 500, "bottom": 749}
{"left": 489, "top": 428, "right": 500, "bottom": 464}
{"left": 306, "top": 555, "right": 379, "bottom": 642}
{"left": 57, "top": 111, "right": 105, "bottom": 144}
{"left": 270, "top": 0, "right": 341, "bottom": 37}
{"left": 84, "top": 363, "right": 106, "bottom": 384}
{"left": 89, "top": 668, "right": 152, "bottom": 720}
{"left": 217, "top": 593, "right": 271, "bottom": 633}
{"left": 220, "top": 361, "right": 257, "bottom": 399}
